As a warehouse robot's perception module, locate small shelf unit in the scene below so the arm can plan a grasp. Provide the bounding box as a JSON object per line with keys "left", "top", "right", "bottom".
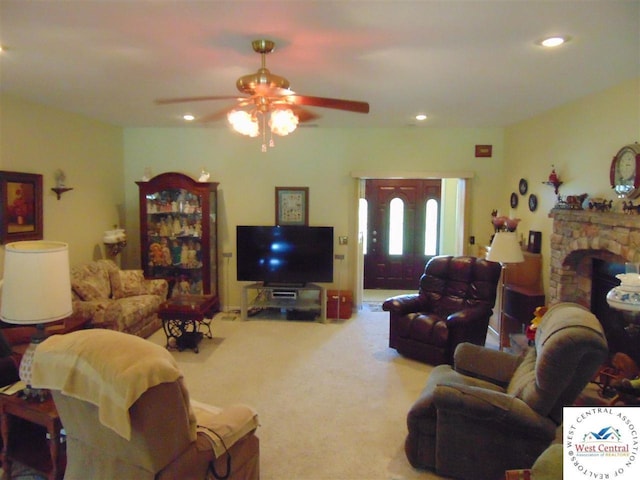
{"left": 241, "top": 282, "right": 326, "bottom": 322}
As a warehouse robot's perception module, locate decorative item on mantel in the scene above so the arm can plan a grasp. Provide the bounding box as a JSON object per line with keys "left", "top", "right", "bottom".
{"left": 51, "top": 169, "right": 73, "bottom": 200}
{"left": 554, "top": 193, "right": 588, "bottom": 210}
{"left": 622, "top": 201, "right": 640, "bottom": 215}
{"left": 588, "top": 197, "right": 613, "bottom": 212}
{"left": 543, "top": 165, "right": 563, "bottom": 194}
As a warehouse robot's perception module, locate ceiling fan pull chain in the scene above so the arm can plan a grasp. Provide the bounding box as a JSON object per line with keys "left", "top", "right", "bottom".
{"left": 261, "top": 115, "right": 267, "bottom": 152}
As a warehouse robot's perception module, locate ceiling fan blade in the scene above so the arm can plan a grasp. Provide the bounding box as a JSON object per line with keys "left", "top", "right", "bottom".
{"left": 272, "top": 105, "right": 320, "bottom": 123}
{"left": 197, "top": 107, "right": 234, "bottom": 124}
{"left": 294, "top": 108, "right": 320, "bottom": 123}
{"left": 285, "top": 95, "right": 369, "bottom": 114}
{"left": 155, "top": 95, "right": 243, "bottom": 105}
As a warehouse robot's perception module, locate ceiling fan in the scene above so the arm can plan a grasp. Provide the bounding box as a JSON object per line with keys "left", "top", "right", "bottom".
{"left": 155, "top": 39, "right": 369, "bottom": 149}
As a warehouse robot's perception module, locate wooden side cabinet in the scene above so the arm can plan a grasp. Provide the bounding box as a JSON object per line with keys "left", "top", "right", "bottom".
{"left": 501, "top": 285, "right": 545, "bottom": 349}
{"left": 486, "top": 249, "right": 545, "bottom": 349}
{"left": 136, "top": 172, "right": 219, "bottom": 301}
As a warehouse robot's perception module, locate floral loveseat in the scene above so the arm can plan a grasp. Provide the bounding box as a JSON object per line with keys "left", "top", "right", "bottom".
{"left": 71, "top": 259, "right": 168, "bottom": 338}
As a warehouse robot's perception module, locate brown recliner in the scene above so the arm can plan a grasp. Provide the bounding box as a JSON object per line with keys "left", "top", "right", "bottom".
{"left": 30, "top": 329, "right": 259, "bottom": 480}
{"left": 382, "top": 255, "right": 502, "bottom": 365}
{"left": 405, "top": 303, "right": 608, "bottom": 480}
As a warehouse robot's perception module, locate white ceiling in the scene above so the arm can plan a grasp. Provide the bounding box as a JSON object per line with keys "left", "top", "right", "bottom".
{"left": 1, "top": 0, "right": 638, "bottom": 129}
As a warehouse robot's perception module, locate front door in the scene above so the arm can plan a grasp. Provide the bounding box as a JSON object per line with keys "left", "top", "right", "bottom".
{"left": 363, "top": 179, "right": 442, "bottom": 289}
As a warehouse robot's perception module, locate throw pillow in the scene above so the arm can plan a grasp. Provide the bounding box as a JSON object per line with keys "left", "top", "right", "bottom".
{"left": 110, "top": 270, "right": 146, "bottom": 299}
{"left": 72, "top": 277, "right": 108, "bottom": 301}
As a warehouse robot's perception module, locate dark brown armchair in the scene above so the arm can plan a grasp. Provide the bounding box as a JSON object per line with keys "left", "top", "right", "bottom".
{"left": 382, "top": 255, "right": 502, "bottom": 365}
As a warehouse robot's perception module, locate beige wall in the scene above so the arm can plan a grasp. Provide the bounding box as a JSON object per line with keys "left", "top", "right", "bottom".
{"left": 3, "top": 78, "right": 638, "bottom": 310}
{"left": 123, "top": 127, "right": 504, "bottom": 307}
{"left": 0, "top": 93, "right": 124, "bottom": 270}
{"left": 503, "top": 77, "right": 640, "bottom": 295}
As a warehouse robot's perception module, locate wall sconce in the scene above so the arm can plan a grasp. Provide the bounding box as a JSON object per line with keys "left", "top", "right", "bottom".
{"left": 51, "top": 169, "right": 73, "bottom": 200}
{"left": 103, "top": 228, "right": 127, "bottom": 257}
{"left": 543, "top": 165, "right": 563, "bottom": 194}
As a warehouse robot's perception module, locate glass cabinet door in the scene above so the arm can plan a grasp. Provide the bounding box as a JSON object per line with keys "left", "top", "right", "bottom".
{"left": 145, "top": 187, "right": 204, "bottom": 294}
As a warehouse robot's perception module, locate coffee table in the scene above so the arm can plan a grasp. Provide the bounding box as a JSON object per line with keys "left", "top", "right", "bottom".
{"left": 158, "top": 295, "right": 219, "bottom": 353}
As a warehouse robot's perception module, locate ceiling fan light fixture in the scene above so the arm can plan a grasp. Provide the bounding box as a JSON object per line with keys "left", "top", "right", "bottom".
{"left": 269, "top": 109, "right": 299, "bottom": 136}
{"left": 227, "top": 110, "right": 259, "bottom": 137}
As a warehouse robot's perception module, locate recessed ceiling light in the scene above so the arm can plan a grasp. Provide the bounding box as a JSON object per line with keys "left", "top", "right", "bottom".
{"left": 183, "top": 114, "right": 195, "bottom": 121}
{"left": 415, "top": 114, "right": 427, "bottom": 121}
{"left": 538, "top": 36, "right": 570, "bottom": 48}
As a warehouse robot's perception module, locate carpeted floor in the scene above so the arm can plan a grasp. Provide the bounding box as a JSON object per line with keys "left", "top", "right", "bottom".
{"left": 361, "top": 302, "right": 384, "bottom": 312}
{"left": 147, "top": 309, "right": 442, "bottom": 480}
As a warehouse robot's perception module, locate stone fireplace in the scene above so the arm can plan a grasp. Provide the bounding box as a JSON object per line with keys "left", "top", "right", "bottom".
{"left": 550, "top": 209, "right": 640, "bottom": 363}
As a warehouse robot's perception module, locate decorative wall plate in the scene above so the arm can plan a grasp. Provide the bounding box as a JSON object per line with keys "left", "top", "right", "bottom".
{"left": 519, "top": 178, "right": 528, "bottom": 195}
{"left": 528, "top": 193, "right": 538, "bottom": 212}
{"left": 510, "top": 192, "right": 518, "bottom": 208}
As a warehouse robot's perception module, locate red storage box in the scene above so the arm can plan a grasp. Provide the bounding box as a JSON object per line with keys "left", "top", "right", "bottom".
{"left": 327, "top": 290, "right": 353, "bottom": 319}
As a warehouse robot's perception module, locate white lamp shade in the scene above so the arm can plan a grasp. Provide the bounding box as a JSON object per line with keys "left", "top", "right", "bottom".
{"left": 486, "top": 232, "right": 525, "bottom": 264}
{"left": 0, "top": 240, "right": 72, "bottom": 324}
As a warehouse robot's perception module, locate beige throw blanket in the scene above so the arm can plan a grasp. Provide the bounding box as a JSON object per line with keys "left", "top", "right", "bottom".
{"left": 31, "top": 329, "right": 186, "bottom": 440}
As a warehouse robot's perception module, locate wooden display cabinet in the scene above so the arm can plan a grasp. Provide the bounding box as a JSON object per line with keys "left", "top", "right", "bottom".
{"left": 499, "top": 250, "right": 545, "bottom": 348}
{"left": 482, "top": 247, "right": 545, "bottom": 349}
{"left": 136, "top": 172, "right": 219, "bottom": 301}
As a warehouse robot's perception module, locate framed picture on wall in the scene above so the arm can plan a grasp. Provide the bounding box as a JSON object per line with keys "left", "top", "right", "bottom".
{"left": 0, "top": 171, "right": 43, "bottom": 244}
{"left": 275, "top": 187, "right": 309, "bottom": 226}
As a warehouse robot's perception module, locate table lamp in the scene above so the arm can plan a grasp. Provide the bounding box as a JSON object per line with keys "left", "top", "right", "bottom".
{"left": 0, "top": 240, "right": 72, "bottom": 400}
{"left": 486, "top": 232, "right": 525, "bottom": 348}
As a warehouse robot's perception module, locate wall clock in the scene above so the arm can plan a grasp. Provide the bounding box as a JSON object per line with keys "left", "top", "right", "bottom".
{"left": 610, "top": 143, "right": 640, "bottom": 198}
{"left": 528, "top": 194, "right": 538, "bottom": 212}
{"left": 519, "top": 178, "right": 528, "bottom": 195}
{"left": 510, "top": 192, "right": 518, "bottom": 208}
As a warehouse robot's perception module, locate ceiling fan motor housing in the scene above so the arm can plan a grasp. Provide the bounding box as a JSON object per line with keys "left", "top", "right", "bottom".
{"left": 236, "top": 68, "right": 290, "bottom": 95}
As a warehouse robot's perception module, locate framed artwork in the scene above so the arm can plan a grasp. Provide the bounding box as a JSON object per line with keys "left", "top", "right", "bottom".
{"left": 0, "top": 171, "right": 43, "bottom": 244}
{"left": 475, "top": 145, "right": 492, "bottom": 158}
{"left": 275, "top": 187, "right": 309, "bottom": 226}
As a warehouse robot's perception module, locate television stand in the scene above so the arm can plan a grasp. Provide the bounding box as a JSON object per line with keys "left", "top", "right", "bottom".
{"left": 241, "top": 282, "right": 327, "bottom": 322}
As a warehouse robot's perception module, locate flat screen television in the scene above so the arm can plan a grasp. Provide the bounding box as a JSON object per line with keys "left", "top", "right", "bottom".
{"left": 236, "top": 225, "right": 334, "bottom": 285}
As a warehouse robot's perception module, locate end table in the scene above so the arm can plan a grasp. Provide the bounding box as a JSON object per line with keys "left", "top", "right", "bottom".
{"left": 0, "top": 391, "right": 65, "bottom": 479}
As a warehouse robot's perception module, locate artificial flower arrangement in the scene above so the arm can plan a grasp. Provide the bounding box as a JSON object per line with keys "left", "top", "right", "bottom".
{"left": 525, "top": 306, "right": 548, "bottom": 345}
{"left": 490, "top": 210, "right": 520, "bottom": 232}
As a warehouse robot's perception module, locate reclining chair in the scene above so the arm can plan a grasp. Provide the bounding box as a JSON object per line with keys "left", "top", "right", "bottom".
{"left": 31, "top": 329, "right": 259, "bottom": 480}
{"left": 382, "top": 255, "right": 502, "bottom": 365}
{"left": 404, "top": 302, "right": 608, "bottom": 480}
